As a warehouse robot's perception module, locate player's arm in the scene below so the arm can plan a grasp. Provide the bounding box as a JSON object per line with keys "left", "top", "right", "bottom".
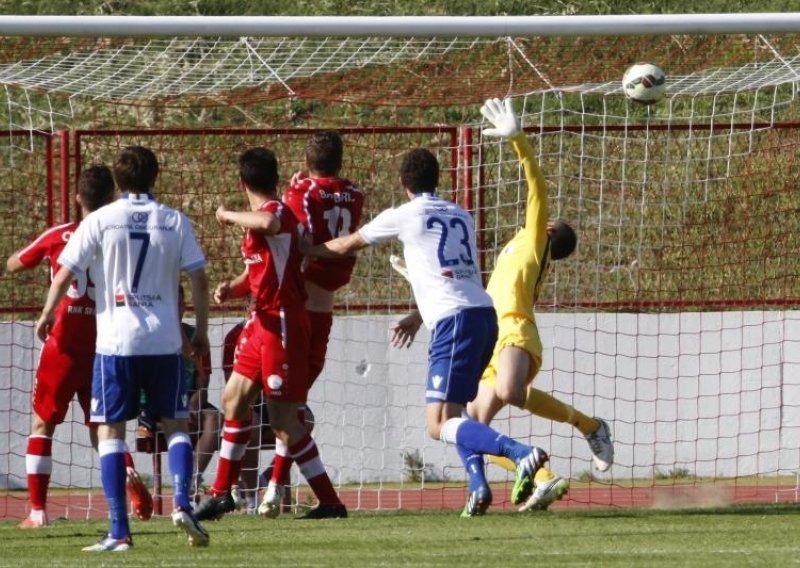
{"left": 216, "top": 203, "right": 281, "bottom": 235}
{"left": 304, "top": 231, "right": 369, "bottom": 259}
{"left": 36, "top": 265, "right": 76, "bottom": 341}
{"left": 187, "top": 267, "right": 210, "bottom": 357}
{"left": 481, "top": 97, "right": 548, "bottom": 237}
{"left": 5, "top": 251, "right": 27, "bottom": 274}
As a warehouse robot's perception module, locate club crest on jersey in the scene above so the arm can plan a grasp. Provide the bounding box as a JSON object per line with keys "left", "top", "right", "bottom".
{"left": 267, "top": 374, "right": 283, "bottom": 392}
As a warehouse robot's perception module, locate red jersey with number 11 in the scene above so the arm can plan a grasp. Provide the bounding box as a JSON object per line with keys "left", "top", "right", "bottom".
{"left": 17, "top": 223, "right": 96, "bottom": 355}
{"left": 283, "top": 176, "right": 364, "bottom": 291}
{"left": 241, "top": 200, "right": 307, "bottom": 312}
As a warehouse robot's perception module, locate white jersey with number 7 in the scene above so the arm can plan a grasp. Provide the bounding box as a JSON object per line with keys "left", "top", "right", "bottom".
{"left": 58, "top": 192, "right": 207, "bottom": 357}
{"left": 358, "top": 193, "right": 492, "bottom": 329}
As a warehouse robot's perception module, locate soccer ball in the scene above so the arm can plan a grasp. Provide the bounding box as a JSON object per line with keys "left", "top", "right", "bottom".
{"left": 622, "top": 63, "right": 666, "bottom": 105}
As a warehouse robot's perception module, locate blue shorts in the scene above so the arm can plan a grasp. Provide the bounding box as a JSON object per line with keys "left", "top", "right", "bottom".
{"left": 426, "top": 306, "right": 498, "bottom": 404}
{"left": 91, "top": 353, "right": 189, "bottom": 423}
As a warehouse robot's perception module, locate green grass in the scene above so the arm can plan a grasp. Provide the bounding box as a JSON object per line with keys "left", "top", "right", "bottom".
{"left": 2, "top": 505, "right": 799, "bottom": 567}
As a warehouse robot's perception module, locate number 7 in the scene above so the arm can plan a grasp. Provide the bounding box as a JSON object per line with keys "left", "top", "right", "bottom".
{"left": 130, "top": 232, "right": 150, "bottom": 293}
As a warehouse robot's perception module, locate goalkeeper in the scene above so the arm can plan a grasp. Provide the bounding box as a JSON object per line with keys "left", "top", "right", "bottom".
{"left": 476, "top": 98, "right": 613, "bottom": 509}
{"left": 393, "top": 98, "right": 614, "bottom": 513}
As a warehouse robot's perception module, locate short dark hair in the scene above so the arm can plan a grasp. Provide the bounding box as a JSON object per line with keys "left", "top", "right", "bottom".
{"left": 114, "top": 146, "right": 159, "bottom": 193}
{"left": 400, "top": 148, "right": 439, "bottom": 194}
{"left": 239, "top": 147, "right": 279, "bottom": 194}
{"left": 549, "top": 220, "right": 577, "bottom": 260}
{"left": 306, "top": 131, "right": 343, "bottom": 176}
{"left": 78, "top": 165, "right": 115, "bottom": 211}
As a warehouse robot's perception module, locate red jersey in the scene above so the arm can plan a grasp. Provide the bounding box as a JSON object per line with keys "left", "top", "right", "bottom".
{"left": 17, "top": 223, "right": 96, "bottom": 355}
{"left": 283, "top": 175, "right": 364, "bottom": 291}
{"left": 241, "top": 200, "right": 307, "bottom": 312}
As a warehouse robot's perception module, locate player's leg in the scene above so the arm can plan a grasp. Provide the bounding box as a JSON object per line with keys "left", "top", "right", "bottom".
{"left": 426, "top": 307, "right": 549, "bottom": 511}
{"left": 263, "top": 309, "right": 331, "bottom": 504}
{"left": 194, "top": 371, "right": 260, "bottom": 520}
{"left": 20, "top": 340, "right": 81, "bottom": 529}
{"left": 147, "top": 353, "right": 209, "bottom": 546}
{"left": 267, "top": 399, "right": 346, "bottom": 519}
{"left": 19, "top": 413, "right": 56, "bottom": 528}
{"left": 524, "top": 387, "right": 614, "bottom": 471}
{"left": 194, "top": 404, "right": 221, "bottom": 487}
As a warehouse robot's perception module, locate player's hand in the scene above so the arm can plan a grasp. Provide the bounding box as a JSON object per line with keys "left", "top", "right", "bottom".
{"left": 35, "top": 311, "right": 55, "bottom": 342}
{"left": 290, "top": 170, "right": 309, "bottom": 188}
{"left": 216, "top": 203, "right": 232, "bottom": 226}
{"left": 480, "top": 97, "right": 521, "bottom": 138}
{"left": 389, "top": 310, "right": 423, "bottom": 349}
{"left": 213, "top": 281, "right": 231, "bottom": 304}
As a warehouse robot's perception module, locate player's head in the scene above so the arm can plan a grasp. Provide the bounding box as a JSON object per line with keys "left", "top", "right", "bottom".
{"left": 400, "top": 148, "right": 439, "bottom": 195}
{"left": 306, "top": 131, "right": 343, "bottom": 176}
{"left": 547, "top": 220, "right": 577, "bottom": 260}
{"left": 77, "top": 165, "right": 115, "bottom": 212}
{"left": 114, "top": 146, "right": 159, "bottom": 193}
{"left": 239, "top": 147, "right": 279, "bottom": 195}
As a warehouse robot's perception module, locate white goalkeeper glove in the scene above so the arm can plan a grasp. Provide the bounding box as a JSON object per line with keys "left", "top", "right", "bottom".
{"left": 480, "top": 97, "right": 521, "bottom": 138}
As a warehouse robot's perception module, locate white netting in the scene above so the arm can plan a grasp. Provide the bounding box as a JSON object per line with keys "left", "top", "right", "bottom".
{"left": 2, "top": 25, "right": 800, "bottom": 517}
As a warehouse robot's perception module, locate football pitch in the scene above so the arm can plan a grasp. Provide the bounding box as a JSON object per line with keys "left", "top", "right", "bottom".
{"left": 2, "top": 505, "right": 798, "bottom": 567}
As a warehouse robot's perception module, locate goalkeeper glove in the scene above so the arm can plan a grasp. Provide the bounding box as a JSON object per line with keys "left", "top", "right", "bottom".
{"left": 480, "top": 97, "right": 521, "bottom": 138}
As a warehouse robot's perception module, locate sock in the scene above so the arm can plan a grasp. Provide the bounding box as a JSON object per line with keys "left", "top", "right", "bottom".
{"left": 524, "top": 388, "right": 599, "bottom": 436}
{"left": 455, "top": 444, "right": 487, "bottom": 492}
{"left": 271, "top": 438, "right": 293, "bottom": 486}
{"left": 440, "top": 417, "right": 530, "bottom": 463}
{"left": 535, "top": 467, "right": 557, "bottom": 484}
{"left": 122, "top": 451, "right": 135, "bottom": 470}
{"left": 167, "top": 432, "right": 193, "bottom": 510}
{"left": 98, "top": 438, "right": 130, "bottom": 539}
{"left": 212, "top": 419, "right": 251, "bottom": 495}
{"left": 289, "top": 433, "right": 341, "bottom": 505}
{"left": 25, "top": 435, "right": 52, "bottom": 511}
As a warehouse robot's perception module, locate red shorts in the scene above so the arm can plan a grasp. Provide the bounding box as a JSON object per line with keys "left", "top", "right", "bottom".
{"left": 307, "top": 310, "right": 333, "bottom": 388}
{"left": 233, "top": 308, "right": 310, "bottom": 402}
{"left": 33, "top": 339, "right": 93, "bottom": 425}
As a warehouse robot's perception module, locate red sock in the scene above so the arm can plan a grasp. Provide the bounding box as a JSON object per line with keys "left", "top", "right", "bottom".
{"left": 271, "top": 439, "right": 293, "bottom": 486}
{"left": 26, "top": 436, "right": 52, "bottom": 511}
{"left": 289, "top": 433, "right": 341, "bottom": 505}
{"left": 122, "top": 451, "right": 135, "bottom": 470}
{"left": 212, "top": 419, "right": 251, "bottom": 494}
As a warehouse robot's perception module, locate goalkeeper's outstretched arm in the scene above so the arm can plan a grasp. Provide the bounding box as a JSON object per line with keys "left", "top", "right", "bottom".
{"left": 480, "top": 97, "right": 549, "bottom": 235}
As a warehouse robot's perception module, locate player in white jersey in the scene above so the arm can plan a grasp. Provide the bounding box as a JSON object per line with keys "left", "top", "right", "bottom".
{"left": 305, "top": 148, "right": 552, "bottom": 516}
{"left": 36, "top": 146, "right": 211, "bottom": 552}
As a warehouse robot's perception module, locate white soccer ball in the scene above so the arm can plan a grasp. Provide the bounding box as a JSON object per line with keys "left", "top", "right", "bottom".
{"left": 622, "top": 63, "right": 666, "bottom": 105}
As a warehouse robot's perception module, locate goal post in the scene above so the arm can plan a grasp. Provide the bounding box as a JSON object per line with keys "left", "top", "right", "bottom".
{"left": 1, "top": 14, "right": 800, "bottom": 519}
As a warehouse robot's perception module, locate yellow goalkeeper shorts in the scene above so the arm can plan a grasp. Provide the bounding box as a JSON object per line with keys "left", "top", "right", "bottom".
{"left": 480, "top": 313, "right": 543, "bottom": 387}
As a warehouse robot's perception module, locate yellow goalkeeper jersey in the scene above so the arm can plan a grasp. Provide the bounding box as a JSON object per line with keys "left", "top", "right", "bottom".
{"left": 485, "top": 131, "right": 549, "bottom": 350}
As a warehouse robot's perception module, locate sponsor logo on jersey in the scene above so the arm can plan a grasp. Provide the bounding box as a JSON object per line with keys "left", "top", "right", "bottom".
{"left": 318, "top": 188, "right": 355, "bottom": 203}
{"left": 131, "top": 211, "right": 150, "bottom": 224}
{"left": 243, "top": 253, "right": 263, "bottom": 265}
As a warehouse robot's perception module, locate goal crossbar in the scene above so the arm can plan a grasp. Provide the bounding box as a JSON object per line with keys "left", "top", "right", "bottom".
{"left": 0, "top": 14, "right": 800, "bottom": 38}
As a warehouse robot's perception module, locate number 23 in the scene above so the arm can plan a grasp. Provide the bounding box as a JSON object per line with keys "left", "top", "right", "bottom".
{"left": 426, "top": 216, "right": 475, "bottom": 267}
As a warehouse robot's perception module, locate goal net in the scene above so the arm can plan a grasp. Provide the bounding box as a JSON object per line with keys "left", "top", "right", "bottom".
{"left": 1, "top": 16, "right": 799, "bottom": 518}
